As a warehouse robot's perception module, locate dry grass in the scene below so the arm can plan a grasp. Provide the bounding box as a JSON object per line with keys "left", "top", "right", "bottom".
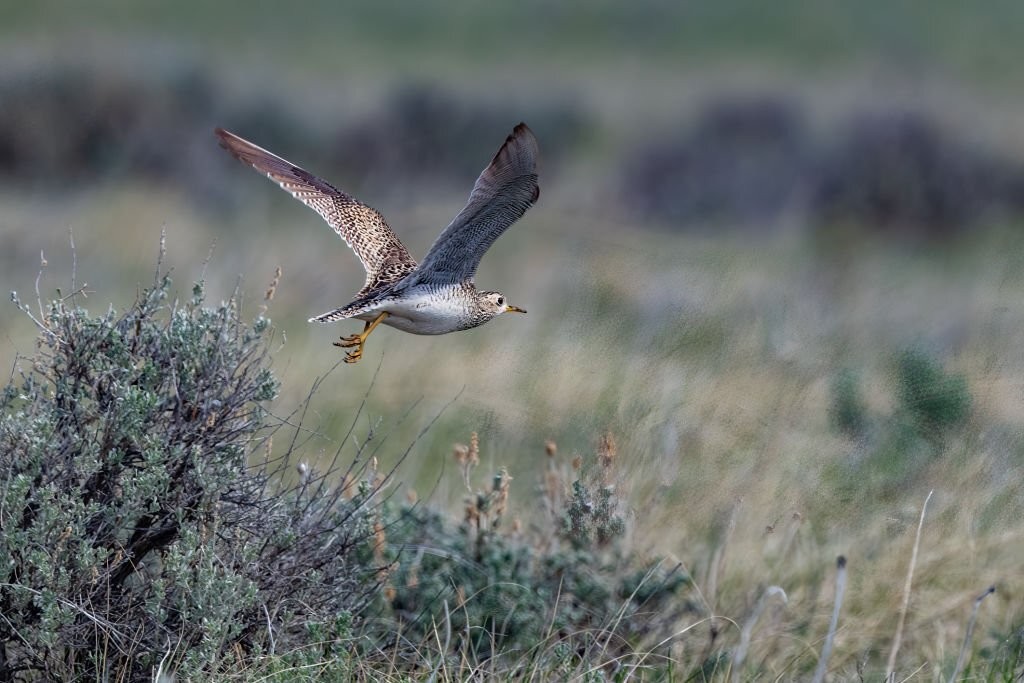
{"left": 5, "top": 186, "right": 1024, "bottom": 677}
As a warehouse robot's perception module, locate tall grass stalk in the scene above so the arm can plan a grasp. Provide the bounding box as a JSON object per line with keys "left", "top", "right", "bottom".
{"left": 731, "top": 585, "right": 787, "bottom": 683}
{"left": 812, "top": 555, "right": 848, "bottom": 683}
{"left": 886, "top": 489, "right": 934, "bottom": 681}
{"left": 948, "top": 585, "right": 996, "bottom": 683}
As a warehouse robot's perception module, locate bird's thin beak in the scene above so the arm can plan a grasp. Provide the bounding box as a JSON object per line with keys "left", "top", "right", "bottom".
{"left": 505, "top": 304, "right": 527, "bottom": 314}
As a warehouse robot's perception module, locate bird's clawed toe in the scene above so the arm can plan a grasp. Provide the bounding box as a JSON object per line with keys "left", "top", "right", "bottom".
{"left": 334, "top": 334, "right": 362, "bottom": 348}
{"left": 336, "top": 336, "right": 365, "bottom": 363}
{"left": 332, "top": 313, "right": 388, "bottom": 367}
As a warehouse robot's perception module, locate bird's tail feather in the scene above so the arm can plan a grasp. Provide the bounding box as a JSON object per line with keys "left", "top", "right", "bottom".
{"left": 308, "top": 307, "right": 357, "bottom": 323}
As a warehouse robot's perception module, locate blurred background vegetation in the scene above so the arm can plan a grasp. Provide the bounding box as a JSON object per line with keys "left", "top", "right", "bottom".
{"left": 3, "top": 0, "right": 1024, "bottom": 677}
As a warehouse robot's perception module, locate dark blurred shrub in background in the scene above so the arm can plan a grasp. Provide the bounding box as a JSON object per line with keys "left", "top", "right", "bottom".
{"left": 332, "top": 81, "right": 589, "bottom": 194}
{"left": 7, "top": 59, "right": 1024, "bottom": 241}
{"left": 812, "top": 111, "right": 1024, "bottom": 238}
{"left": 0, "top": 266, "right": 384, "bottom": 680}
{"left": 0, "top": 63, "right": 589, "bottom": 206}
{"left": 621, "top": 100, "right": 1024, "bottom": 239}
{"left": 0, "top": 65, "right": 217, "bottom": 182}
{"left": 621, "top": 96, "right": 809, "bottom": 228}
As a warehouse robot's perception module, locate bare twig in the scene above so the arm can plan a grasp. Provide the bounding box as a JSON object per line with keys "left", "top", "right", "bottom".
{"left": 198, "top": 239, "right": 217, "bottom": 284}
{"left": 812, "top": 555, "right": 848, "bottom": 683}
{"left": 10, "top": 290, "right": 59, "bottom": 342}
{"left": 886, "top": 489, "right": 934, "bottom": 681}
{"left": 154, "top": 226, "right": 167, "bottom": 284}
{"left": 0, "top": 583, "right": 131, "bottom": 647}
{"left": 34, "top": 250, "right": 47, "bottom": 324}
{"left": 262, "top": 602, "right": 276, "bottom": 655}
{"left": 68, "top": 227, "right": 78, "bottom": 304}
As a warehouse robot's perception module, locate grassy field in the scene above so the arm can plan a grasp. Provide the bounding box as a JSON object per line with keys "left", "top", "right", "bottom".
{"left": 3, "top": 2, "right": 1024, "bottom": 679}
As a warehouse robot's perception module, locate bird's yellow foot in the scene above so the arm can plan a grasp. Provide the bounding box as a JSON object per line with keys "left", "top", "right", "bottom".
{"left": 332, "top": 312, "right": 389, "bottom": 365}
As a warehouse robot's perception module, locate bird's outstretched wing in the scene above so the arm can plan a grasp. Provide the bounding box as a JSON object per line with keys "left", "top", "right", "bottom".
{"left": 215, "top": 128, "right": 417, "bottom": 292}
{"left": 407, "top": 123, "right": 539, "bottom": 286}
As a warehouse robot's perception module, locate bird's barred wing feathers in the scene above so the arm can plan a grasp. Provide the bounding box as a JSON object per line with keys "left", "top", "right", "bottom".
{"left": 409, "top": 123, "right": 539, "bottom": 286}
{"left": 215, "top": 128, "right": 417, "bottom": 291}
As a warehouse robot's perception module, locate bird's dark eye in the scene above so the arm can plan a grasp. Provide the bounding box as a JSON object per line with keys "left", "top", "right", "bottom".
{"left": 497, "top": 296, "right": 504, "bottom": 306}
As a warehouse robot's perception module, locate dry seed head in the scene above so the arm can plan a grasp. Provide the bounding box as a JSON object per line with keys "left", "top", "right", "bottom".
{"left": 406, "top": 488, "right": 418, "bottom": 505}
{"left": 384, "top": 585, "right": 397, "bottom": 602}
{"left": 456, "top": 585, "right": 467, "bottom": 609}
{"left": 494, "top": 468, "right": 513, "bottom": 519}
{"left": 545, "top": 439, "right": 557, "bottom": 457}
{"left": 544, "top": 468, "right": 561, "bottom": 502}
{"left": 341, "top": 473, "right": 355, "bottom": 499}
{"left": 372, "top": 520, "right": 387, "bottom": 568}
{"left": 598, "top": 431, "right": 617, "bottom": 469}
{"left": 265, "top": 265, "right": 282, "bottom": 301}
{"left": 453, "top": 443, "right": 469, "bottom": 465}
{"left": 571, "top": 454, "right": 583, "bottom": 470}
{"left": 469, "top": 432, "right": 480, "bottom": 466}
{"left": 55, "top": 525, "right": 72, "bottom": 553}
{"left": 464, "top": 498, "right": 480, "bottom": 524}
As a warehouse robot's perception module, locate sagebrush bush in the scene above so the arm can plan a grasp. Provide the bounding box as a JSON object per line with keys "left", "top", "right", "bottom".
{"left": 0, "top": 267, "right": 385, "bottom": 681}
{"left": 366, "top": 432, "right": 689, "bottom": 673}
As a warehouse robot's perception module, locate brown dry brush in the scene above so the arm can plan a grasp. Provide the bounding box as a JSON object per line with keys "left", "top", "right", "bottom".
{"left": 0, "top": 257, "right": 396, "bottom": 681}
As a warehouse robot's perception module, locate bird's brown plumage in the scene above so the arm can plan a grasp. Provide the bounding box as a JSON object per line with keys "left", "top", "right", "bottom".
{"left": 214, "top": 128, "right": 418, "bottom": 295}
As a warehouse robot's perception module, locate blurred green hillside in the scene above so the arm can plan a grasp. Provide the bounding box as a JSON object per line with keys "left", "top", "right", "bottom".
{"left": 3, "top": 2, "right": 1024, "bottom": 678}
{"left": 7, "top": 1, "right": 1024, "bottom": 83}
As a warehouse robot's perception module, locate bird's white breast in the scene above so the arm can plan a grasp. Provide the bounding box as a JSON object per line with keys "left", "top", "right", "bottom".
{"left": 356, "top": 286, "right": 474, "bottom": 335}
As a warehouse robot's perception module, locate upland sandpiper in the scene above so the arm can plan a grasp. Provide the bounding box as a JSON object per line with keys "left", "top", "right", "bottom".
{"left": 215, "top": 123, "right": 539, "bottom": 363}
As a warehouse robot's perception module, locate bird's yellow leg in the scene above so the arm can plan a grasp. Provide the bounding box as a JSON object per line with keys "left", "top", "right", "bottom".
{"left": 334, "top": 312, "right": 389, "bottom": 364}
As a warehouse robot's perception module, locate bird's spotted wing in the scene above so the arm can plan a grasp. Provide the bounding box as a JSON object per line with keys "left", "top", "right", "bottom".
{"left": 409, "top": 123, "right": 539, "bottom": 286}
{"left": 215, "top": 128, "right": 417, "bottom": 292}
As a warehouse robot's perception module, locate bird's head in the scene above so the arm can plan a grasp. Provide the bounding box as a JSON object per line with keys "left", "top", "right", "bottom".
{"left": 479, "top": 291, "right": 526, "bottom": 319}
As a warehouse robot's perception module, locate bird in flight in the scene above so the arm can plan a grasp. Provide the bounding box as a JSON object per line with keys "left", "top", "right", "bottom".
{"left": 215, "top": 123, "right": 539, "bottom": 363}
